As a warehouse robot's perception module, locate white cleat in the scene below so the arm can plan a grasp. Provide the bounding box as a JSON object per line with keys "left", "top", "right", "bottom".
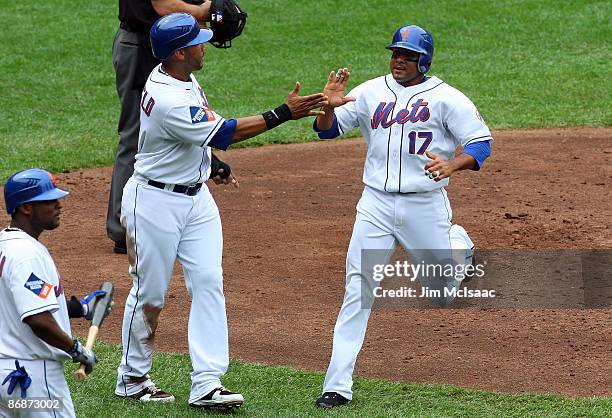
{"left": 189, "top": 386, "right": 244, "bottom": 410}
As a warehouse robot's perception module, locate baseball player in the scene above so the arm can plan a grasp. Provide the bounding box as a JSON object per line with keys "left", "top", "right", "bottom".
{"left": 108, "top": 0, "right": 246, "bottom": 254}
{"left": 312, "top": 25, "right": 493, "bottom": 408}
{"left": 114, "top": 13, "right": 327, "bottom": 409}
{"left": 0, "top": 169, "right": 112, "bottom": 418}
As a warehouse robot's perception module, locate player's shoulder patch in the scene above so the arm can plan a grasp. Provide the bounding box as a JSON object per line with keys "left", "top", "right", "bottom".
{"left": 190, "top": 106, "right": 215, "bottom": 124}
{"left": 24, "top": 273, "right": 54, "bottom": 299}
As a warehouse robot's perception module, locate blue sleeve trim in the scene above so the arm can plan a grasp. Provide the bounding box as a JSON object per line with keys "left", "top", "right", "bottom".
{"left": 208, "top": 119, "right": 236, "bottom": 150}
{"left": 313, "top": 115, "right": 341, "bottom": 139}
{"left": 463, "top": 140, "right": 491, "bottom": 170}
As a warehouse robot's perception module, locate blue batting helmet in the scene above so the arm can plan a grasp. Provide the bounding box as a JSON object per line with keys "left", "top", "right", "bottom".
{"left": 150, "top": 13, "right": 214, "bottom": 61}
{"left": 387, "top": 25, "right": 434, "bottom": 74}
{"left": 4, "top": 169, "right": 69, "bottom": 215}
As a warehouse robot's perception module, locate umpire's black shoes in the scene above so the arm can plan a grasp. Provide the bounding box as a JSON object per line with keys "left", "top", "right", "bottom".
{"left": 315, "top": 392, "right": 351, "bottom": 408}
{"left": 189, "top": 387, "right": 244, "bottom": 410}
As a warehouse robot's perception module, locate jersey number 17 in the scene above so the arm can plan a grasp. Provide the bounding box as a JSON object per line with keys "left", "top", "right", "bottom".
{"left": 407, "top": 131, "right": 433, "bottom": 155}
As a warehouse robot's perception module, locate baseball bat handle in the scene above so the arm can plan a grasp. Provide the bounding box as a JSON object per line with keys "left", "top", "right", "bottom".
{"left": 74, "top": 325, "right": 99, "bottom": 381}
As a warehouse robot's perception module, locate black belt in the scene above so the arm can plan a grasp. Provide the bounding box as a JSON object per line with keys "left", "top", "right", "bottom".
{"left": 147, "top": 180, "right": 202, "bottom": 196}
{"left": 120, "top": 21, "right": 148, "bottom": 33}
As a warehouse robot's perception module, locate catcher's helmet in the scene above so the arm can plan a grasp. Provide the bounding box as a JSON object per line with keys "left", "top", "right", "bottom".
{"left": 4, "top": 169, "right": 69, "bottom": 215}
{"left": 150, "top": 13, "right": 213, "bottom": 61}
{"left": 387, "top": 25, "right": 434, "bottom": 74}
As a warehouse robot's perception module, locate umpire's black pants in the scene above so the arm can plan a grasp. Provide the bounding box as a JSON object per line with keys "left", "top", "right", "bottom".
{"left": 107, "top": 27, "right": 159, "bottom": 245}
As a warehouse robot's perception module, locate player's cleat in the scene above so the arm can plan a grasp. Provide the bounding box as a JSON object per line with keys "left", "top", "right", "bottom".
{"left": 113, "top": 240, "right": 127, "bottom": 254}
{"left": 462, "top": 247, "right": 477, "bottom": 283}
{"left": 189, "top": 386, "right": 244, "bottom": 410}
{"left": 116, "top": 385, "right": 175, "bottom": 402}
{"left": 315, "top": 392, "right": 351, "bottom": 408}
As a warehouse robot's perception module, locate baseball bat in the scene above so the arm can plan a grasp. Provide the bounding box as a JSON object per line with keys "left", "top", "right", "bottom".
{"left": 74, "top": 281, "right": 114, "bottom": 381}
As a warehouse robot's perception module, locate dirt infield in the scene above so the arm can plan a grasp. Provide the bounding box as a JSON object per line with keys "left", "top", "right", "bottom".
{"left": 2, "top": 128, "right": 610, "bottom": 396}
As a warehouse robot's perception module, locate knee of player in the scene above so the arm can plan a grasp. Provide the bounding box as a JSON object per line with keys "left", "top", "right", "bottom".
{"left": 185, "top": 266, "right": 223, "bottom": 289}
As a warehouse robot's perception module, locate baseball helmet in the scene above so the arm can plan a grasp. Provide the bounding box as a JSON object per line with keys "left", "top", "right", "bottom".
{"left": 150, "top": 13, "right": 214, "bottom": 61}
{"left": 387, "top": 25, "right": 434, "bottom": 74}
{"left": 4, "top": 169, "right": 69, "bottom": 215}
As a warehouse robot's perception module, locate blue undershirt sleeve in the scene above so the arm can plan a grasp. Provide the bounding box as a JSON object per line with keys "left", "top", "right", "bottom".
{"left": 313, "top": 115, "right": 341, "bottom": 140}
{"left": 207, "top": 119, "right": 237, "bottom": 150}
{"left": 463, "top": 140, "right": 491, "bottom": 170}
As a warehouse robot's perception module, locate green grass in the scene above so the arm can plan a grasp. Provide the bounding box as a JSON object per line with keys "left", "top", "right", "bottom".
{"left": 66, "top": 342, "right": 609, "bottom": 417}
{"left": 0, "top": 0, "right": 610, "bottom": 180}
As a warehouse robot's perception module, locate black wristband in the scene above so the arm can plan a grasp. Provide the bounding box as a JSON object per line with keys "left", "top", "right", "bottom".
{"left": 262, "top": 104, "right": 292, "bottom": 130}
{"left": 67, "top": 339, "right": 79, "bottom": 356}
{"left": 67, "top": 296, "right": 85, "bottom": 318}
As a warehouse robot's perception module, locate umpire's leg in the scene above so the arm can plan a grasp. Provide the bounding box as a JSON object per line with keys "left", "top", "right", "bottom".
{"left": 107, "top": 28, "right": 157, "bottom": 247}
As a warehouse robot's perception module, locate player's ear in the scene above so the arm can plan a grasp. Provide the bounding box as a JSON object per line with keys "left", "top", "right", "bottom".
{"left": 14, "top": 203, "right": 33, "bottom": 217}
{"left": 175, "top": 49, "right": 186, "bottom": 62}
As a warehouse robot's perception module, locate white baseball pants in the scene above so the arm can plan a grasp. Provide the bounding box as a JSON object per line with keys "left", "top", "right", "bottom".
{"left": 115, "top": 177, "right": 229, "bottom": 402}
{"left": 322, "top": 186, "right": 474, "bottom": 400}
{"left": 0, "top": 358, "right": 75, "bottom": 418}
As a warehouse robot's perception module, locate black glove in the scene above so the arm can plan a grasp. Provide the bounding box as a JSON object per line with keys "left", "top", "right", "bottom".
{"left": 210, "top": 153, "right": 232, "bottom": 179}
{"left": 67, "top": 340, "right": 97, "bottom": 375}
{"left": 209, "top": 0, "right": 248, "bottom": 48}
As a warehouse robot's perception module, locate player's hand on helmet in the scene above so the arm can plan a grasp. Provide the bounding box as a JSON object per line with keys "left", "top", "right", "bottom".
{"left": 324, "top": 68, "right": 356, "bottom": 108}
{"left": 424, "top": 151, "right": 457, "bottom": 182}
{"left": 80, "top": 290, "right": 108, "bottom": 320}
{"left": 285, "top": 82, "right": 329, "bottom": 119}
{"left": 68, "top": 340, "right": 97, "bottom": 375}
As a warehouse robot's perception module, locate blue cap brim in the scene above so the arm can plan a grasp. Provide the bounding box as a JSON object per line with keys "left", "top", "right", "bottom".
{"left": 387, "top": 43, "right": 427, "bottom": 54}
{"left": 184, "top": 28, "right": 214, "bottom": 49}
{"left": 26, "top": 188, "right": 69, "bottom": 204}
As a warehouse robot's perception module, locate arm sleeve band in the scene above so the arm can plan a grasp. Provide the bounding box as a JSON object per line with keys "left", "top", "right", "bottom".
{"left": 463, "top": 140, "right": 491, "bottom": 170}
{"left": 313, "top": 115, "right": 341, "bottom": 139}
{"left": 208, "top": 119, "right": 237, "bottom": 150}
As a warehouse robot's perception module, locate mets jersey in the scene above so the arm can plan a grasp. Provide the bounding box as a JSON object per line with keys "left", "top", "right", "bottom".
{"left": 134, "top": 64, "right": 227, "bottom": 185}
{"left": 0, "top": 228, "right": 71, "bottom": 362}
{"left": 331, "top": 75, "right": 492, "bottom": 193}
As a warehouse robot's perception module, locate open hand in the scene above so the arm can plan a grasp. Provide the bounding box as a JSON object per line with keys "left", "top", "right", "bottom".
{"left": 285, "top": 82, "right": 329, "bottom": 119}
{"left": 324, "top": 68, "right": 356, "bottom": 108}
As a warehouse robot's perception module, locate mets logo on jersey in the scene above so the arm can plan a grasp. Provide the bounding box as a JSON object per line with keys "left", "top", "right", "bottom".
{"left": 24, "top": 273, "right": 54, "bottom": 299}
{"left": 54, "top": 275, "right": 64, "bottom": 297}
{"left": 0, "top": 252, "right": 5, "bottom": 277}
{"left": 371, "top": 99, "right": 431, "bottom": 129}
{"left": 190, "top": 106, "right": 215, "bottom": 124}
{"left": 198, "top": 87, "right": 209, "bottom": 107}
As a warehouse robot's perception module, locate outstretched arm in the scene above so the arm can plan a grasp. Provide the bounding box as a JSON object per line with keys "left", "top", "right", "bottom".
{"left": 231, "top": 82, "right": 328, "bottom": 143}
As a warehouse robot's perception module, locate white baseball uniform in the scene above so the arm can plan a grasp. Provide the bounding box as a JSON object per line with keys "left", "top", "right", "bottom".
{"left": 116, "top": 64, "right": 233, "bottom": 403}
{"left": 0, "top": 228, "right": 76, "bottom": 418}
{"left": 316, "top": 74, "right": 493, "bottom": 399}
